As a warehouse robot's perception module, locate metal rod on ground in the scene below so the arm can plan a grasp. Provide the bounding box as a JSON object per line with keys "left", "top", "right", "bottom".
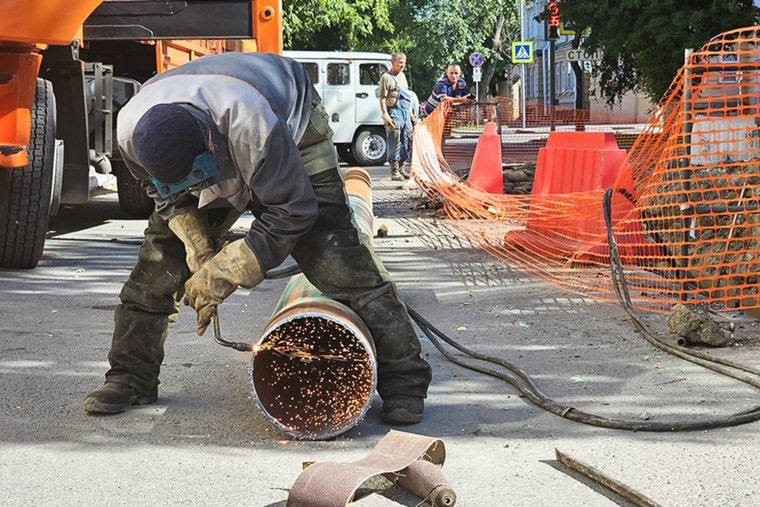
{"left": 246, "top": 167, "right": 378, "bottom": 440}
{"left": 555, "top": 449, "right": 662, "bottom": 507}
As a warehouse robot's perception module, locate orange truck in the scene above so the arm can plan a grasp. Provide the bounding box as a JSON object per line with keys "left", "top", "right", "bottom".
{"left": 0, "top": 0, "right": 282, "bottom": 269}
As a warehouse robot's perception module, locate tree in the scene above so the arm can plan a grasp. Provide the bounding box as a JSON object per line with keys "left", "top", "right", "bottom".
{"left": 374, "top": 0, "right": 520, "bottom": 100}
{"left": 558, "top": 0, "right": 759, "bottom": 104}
{"left": 282, "top": 0, "right": 395, "bottom": 50}
{"left": 283, "top": 0, "right": 520, "bottom": 100}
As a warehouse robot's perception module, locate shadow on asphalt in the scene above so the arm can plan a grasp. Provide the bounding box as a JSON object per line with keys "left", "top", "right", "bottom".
{"left": 48, "top": 189, "right": 145, "bottom": 238}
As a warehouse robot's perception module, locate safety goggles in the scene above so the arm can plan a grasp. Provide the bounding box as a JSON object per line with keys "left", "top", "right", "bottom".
{"left": 150, "top": 150, "right": 217, "bottom": 199}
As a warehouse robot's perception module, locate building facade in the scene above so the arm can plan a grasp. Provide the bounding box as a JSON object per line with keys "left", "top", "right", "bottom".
{"left": 504, "top": 0, "right": 652, "bottom": 124}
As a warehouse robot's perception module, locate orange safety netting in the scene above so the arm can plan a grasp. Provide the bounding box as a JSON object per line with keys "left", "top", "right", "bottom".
{"left": 411, "top": 26, "right": 760, "bottom": 313}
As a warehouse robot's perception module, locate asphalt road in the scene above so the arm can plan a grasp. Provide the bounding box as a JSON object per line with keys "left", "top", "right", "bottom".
{"left": 2, "top": 166, "right": 760, "bottom": 506}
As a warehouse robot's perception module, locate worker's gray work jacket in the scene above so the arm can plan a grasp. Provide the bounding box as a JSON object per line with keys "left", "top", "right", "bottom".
{"left": 116, "top": 52, "right": 324, "bottom": 272}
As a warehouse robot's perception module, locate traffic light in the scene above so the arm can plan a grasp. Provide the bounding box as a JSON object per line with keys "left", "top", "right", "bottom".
{"left": 546, "top": 1, "right": 560, "bottom": 40}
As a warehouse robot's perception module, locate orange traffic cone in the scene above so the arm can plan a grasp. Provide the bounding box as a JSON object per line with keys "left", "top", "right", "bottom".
{"left": 467, "top": 121, "right": 503, "bottom": 193}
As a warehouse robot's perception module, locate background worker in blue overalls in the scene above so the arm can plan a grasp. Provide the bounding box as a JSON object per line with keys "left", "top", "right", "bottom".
{"left": 378, "top": 52, "right": 414, "bottom": 181}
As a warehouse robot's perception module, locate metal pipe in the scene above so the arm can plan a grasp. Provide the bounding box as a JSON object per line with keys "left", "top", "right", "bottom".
{"left": 678, "top": 48, "right": 695, "bottom": 302}
{"left": 247, "top": 167, "right": 378, "bottom": 440}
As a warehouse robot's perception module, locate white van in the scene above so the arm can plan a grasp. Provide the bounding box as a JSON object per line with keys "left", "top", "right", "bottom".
{"left": 284, "top": 50, "right": 392, "bottom": 166}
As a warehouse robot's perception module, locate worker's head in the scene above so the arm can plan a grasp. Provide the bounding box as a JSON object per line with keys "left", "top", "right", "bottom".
{"left": 446, "top": 64, "right": 462, "bottom": 85}
{"left": 132, "top": 104, "right": 216, "bottom": 198}
{"left": 390, "top": 52, "right": 407, "bottom": 74}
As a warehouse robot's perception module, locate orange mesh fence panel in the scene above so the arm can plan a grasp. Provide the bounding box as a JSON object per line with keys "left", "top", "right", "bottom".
{"left": 411, "top": 26, "right": 760, "bottom": 313}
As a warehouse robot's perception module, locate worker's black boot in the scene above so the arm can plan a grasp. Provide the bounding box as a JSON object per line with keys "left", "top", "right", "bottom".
{"left": 382, "top": 395, "right": 424, "bottom": 425}
{"left": 397, "top": 162, "right": 410, "bottom": 180}
{"left": 85, "top": 211, "right": 188, "bottom": 415}
{"left": 84, "top": 382, "right": 157, "bottom": 415}
{"left": 390, "top": 161, "right": 405, "bottom": 181}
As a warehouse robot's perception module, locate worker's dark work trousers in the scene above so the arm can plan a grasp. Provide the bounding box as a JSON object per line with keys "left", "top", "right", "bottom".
{"left": 104, "top": 105, "right": 431, "bottom": 400}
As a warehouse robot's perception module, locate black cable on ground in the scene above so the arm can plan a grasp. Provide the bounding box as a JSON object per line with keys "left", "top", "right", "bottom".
{"left": 210, "top": 192, "right": 760, "bottom": 430}
{"left": 408, "top": 306, "right": 760, "bottom": 432}
{"left": 602, "top": 188, "right": 760, "bottom": 384}
{"left": 404, "top": 188, "right": 760, "bottom": 431}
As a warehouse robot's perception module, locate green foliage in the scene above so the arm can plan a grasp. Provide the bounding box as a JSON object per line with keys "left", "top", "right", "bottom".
{"left": 283, "top": 0, "right": 395, "bottom": 49}
{"left": 559, "top": 0, "right": 760, "bottom": 104}
{"left": 392, "top": 0, "right": 519, "bottom": 97}
{"left": 283, "top": 0, "right": 519, "bottom": 100}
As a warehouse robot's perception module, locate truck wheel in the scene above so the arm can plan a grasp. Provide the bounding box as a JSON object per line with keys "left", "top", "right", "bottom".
{"left": 0, "top": 79, "right": 56, "bottom": 269}
{"left": 336, "top": 144, "right": 358, "bottom": 165}
{"left": 352, "top": 128, "right": 387, "bottom": 166}
{"left": 114, "top": 163, "right": 154, "bottom": 218}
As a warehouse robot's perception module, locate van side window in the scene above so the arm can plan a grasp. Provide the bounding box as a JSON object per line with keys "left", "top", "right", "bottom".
{"left": 327, "top": 63, "right": 350, "bottom": 85}
{"left": 301, "top": 62, "right": 319, "bottom": 84}
{"left": 359, "top": 63, "right": 386, "bottom": 85}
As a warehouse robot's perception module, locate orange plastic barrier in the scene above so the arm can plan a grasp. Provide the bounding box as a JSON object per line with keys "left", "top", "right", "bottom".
{"left": 467, "top": 121, "right": 503, "bottom": 193}
{"left": 504, "top": 132, "right": 646, "bottom": 263}
{"left": 533, "top": 132, "right": 625, "bottom": 194}
{"left": 413, "top": 26, "right": 760, "bottom": 313}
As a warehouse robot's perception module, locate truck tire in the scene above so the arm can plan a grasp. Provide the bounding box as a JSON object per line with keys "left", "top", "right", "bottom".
{"left": 352, "top": 128, "right": 387, "bottom": 166}
{"left": 115, "top": 166, "right": 154, "bottom": 218}
{"left": 0, "top": 79, "right": 56, "bottom": 269}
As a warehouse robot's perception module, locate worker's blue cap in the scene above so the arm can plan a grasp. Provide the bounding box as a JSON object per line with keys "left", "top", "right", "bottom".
{"left": 132, "top": 104, "right": 207, "bottom": 183}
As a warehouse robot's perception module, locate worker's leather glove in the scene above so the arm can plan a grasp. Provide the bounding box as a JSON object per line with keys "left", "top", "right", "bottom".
{"left": 183, "top": 239, "right": 264, "bottom": 335}
{"left": 382, "top": 113, "right": 395, "bottom": 132}
{"left": 168, "top": 209, "right": 215, "bottom": 273}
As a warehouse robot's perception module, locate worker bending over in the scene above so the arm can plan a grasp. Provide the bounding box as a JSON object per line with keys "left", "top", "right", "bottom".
{"left": 83, "top": 52, "right": 431, "bottom": 425}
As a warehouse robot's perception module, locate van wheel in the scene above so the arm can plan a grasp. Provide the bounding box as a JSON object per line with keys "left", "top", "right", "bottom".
{"left": 336, "top": 144, "right": 358, "bottom": 165}
{"left": 352, "top": 128, "right": 387, "bottom": 166}
{"left": 0, "top": 79, "right": 56, "bottom": 269}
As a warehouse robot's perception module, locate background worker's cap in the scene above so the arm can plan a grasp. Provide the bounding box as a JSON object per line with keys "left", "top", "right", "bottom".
{"left": 132, "top": 103, "right": 207, "bottom": 183}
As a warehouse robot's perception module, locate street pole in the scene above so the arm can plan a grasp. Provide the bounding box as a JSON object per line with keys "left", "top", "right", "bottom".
{"left": 520, "top": 0, "right": 526, "bottom": 129}
{"left": 549, "top": 39, "right": 556, "bottom": 107}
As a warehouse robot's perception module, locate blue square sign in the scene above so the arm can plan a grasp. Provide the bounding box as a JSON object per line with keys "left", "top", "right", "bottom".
{"left": 511, "top": 42, "right": 533, "bottom": 64}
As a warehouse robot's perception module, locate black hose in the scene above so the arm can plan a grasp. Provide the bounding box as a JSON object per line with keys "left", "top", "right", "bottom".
{"left": 404, "top": 189, "right": 760, "bottom": 431}
{"left": 602, "top": 188, "right": 760, "bottom": 383}
{"left": 408, "top": 307, "right": 760, "bottom": 431}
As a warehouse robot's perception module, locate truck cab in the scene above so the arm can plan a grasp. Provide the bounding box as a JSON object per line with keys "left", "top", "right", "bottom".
{"left": 0, "top": 0, "right": 282, "bottom": 269}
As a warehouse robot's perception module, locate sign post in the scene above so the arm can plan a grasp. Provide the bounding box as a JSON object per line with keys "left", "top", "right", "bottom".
{"left": 547, "top": 0, "right": 561, "bottom": 109}
{"left": 511, "top": 41, "right": 533, "bottom": 128}
{"left": 469, "top": 51, "right": 484, "bottom": 101}
{"left": 519, "top": 0, "right": 526, "bottom": 128}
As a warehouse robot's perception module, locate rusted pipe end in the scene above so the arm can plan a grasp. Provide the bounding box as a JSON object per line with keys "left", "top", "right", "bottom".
{"left": 429, "top": 485, "right": 457, "bottom": 506}
{"left": 342, "top": 166, "right": 372, "bottom": 205}
{"left": 247, "top": 302, "right": 377, "bottom": 440}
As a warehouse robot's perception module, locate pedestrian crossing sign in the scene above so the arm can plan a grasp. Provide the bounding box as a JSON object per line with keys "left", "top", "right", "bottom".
{"left": 511, "top": 42, "right": 534, "bottom": 64}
